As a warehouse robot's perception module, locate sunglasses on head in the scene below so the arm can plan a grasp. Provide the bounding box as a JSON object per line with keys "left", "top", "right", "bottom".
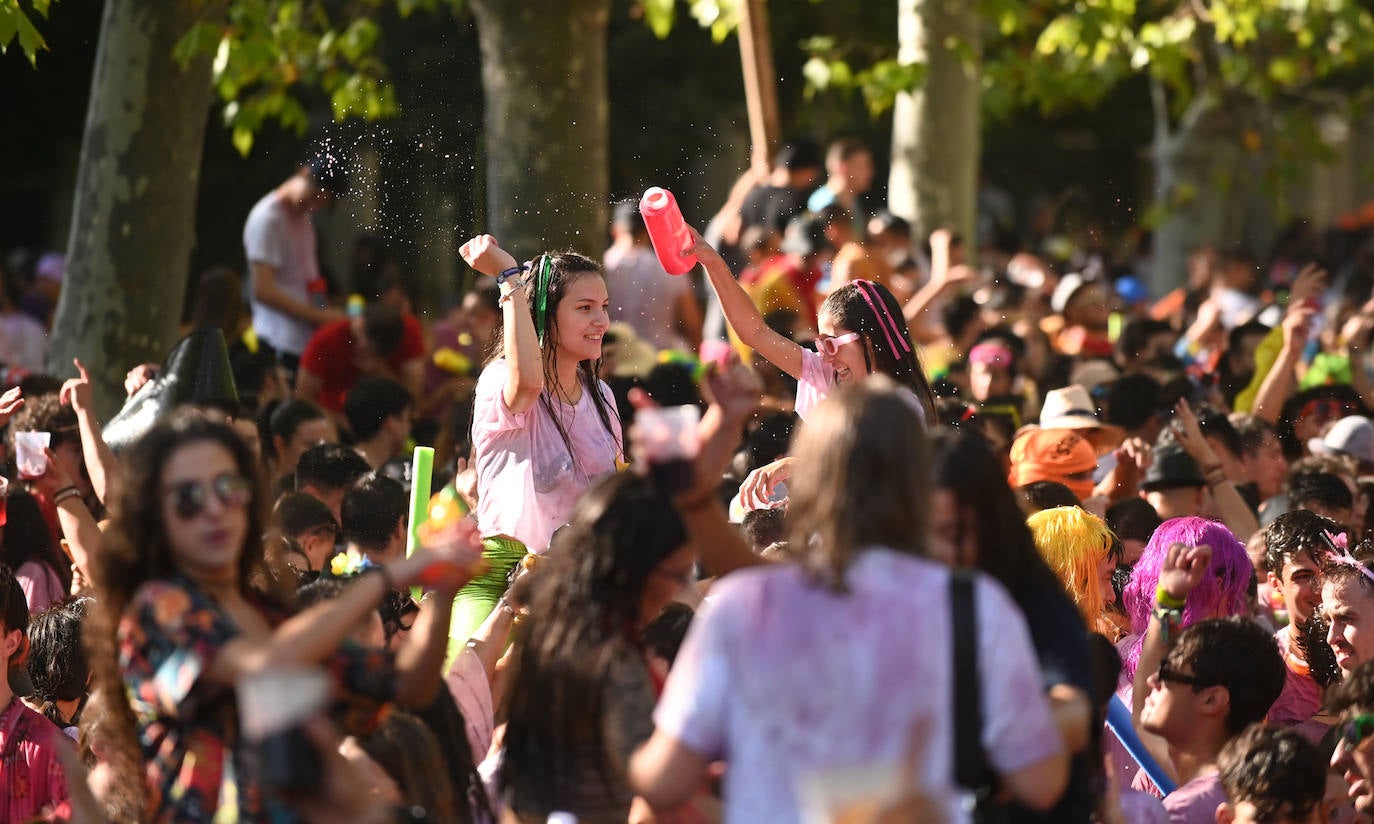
{"left": 816, "top": 332, "right": 860, "bottom": 358}
{"left": 1340, "top": 714, "right": 1374, "bottom": 749}
{"left": 1156, "top": 662, "right": 1215, "bottom": 690}
{"left": 166, "top": 473, "right": 252, "bottom": 520}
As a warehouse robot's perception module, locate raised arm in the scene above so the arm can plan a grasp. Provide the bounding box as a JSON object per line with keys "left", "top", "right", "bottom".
{"left": 60, "top": 359, "right": 120, "bottom": 505}
{"left": 1251, "top": 305, "right": 1312, "bottom": 425}
{"left": 1130, "top": 542, "right": 1212, "bottom": 782}
{"left": 211, "top": 545, "right": 473, "bottom": 683}
{"left": 460, "top": 235, "right": 543, "bottom": 414}
{"left": 1172, "top": 399, "right": 1260, "bottom": 542}
{"left": 688, "top": 228, "right": 804, "bottom": 379}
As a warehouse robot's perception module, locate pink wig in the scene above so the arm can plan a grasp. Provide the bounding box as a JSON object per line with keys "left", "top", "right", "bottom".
{"left": 1120, "top": 516, "right": 1251, "bottom": 680}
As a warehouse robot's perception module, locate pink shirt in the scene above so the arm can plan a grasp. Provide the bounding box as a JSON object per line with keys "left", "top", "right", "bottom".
{"left": 472, "top": 359, "right": 623, "bottom": 552}
{"left": 0, "top": 695, "right": 69, "bottom": 822}
{"left": 654, "top": 550, "right": 1061, "bottom": 824}
{"left": 1162, "top": 772, "right": 1226, "bottom": 823}
{"left": 796, "top": 347, "right": 927, "bottom": 425}
{"left": 16, "top": 560, "right": 64, "bottom": 614}
{"left": 1269, "top": 626, "right": 1323, "bottom": 726}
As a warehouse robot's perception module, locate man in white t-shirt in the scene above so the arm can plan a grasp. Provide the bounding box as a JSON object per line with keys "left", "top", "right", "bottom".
{"left": 603, "top": 203, "right": 702, "bottom": 353}
{"left": 243, "top": 156, "right": 348, "bottom": 374}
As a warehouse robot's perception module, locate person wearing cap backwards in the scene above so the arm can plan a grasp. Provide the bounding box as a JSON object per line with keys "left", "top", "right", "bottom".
{"left": 243, "top": 154, "right": 350, "bottom": 377}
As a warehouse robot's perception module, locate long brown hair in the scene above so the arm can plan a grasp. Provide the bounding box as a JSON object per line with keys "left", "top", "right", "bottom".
{"left": 83, "top": 410, "right": 279, "bottom": 822}
{"left": 786, "top": 377, "right": 929, "bottom": 590}
{"left": 486, "top": 251, "right": 622, "bottom": 464}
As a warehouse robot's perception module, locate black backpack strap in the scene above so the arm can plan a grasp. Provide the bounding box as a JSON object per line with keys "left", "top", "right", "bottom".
{"left": 951, "top": 568, "right": 986, "bottom": 790}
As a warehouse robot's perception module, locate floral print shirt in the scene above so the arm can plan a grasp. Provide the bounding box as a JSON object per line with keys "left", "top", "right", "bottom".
{"left": 0, "top": 694, "right": 69, "bottom": 822}
{"left": 118, "top": 576, "right": 397, "bottom": 823}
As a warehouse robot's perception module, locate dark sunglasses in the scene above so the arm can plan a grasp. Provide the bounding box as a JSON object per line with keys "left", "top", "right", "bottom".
{"left": 165, "top": 473, "right": 252, "bottom": 519}
{"left": 1339, "top": 714, "right": 1374, "bottom": 749}
{"left": 1156, "top": 663, "right": 1215, "bottom": 690}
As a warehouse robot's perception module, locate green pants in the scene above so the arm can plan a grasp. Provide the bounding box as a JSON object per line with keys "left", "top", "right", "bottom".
{"left": 447, "top": 536, "right": 528, "bottom": 665}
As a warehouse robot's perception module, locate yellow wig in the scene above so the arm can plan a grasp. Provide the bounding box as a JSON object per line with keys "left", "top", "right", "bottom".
{"left": 1026, "top": 505, "right": 1117, "bottom": 632}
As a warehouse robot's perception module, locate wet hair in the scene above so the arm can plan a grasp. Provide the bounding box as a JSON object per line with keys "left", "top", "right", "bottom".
{"left": 340, "top": 473, "right": 408, "bottom": 553}
{"left": 1319, "top": 538, "right": 1374, "bottom": 599}
{"left": 741, "top": 508, "right": 787, "bottom": 552}
{"left": 1121, "top": 517, "right": 1251, "bottom": 680}
{"left": 1166, "top": 617, "right": 1286, "bottom": 735}
{"left": 0, "top": 490, "right": 73, "bottom": 594}
{"left": 296, "top": 443, "right": 371, "bottom": 493}
{"left": 85, "top": 411, "right": 278, "bottom": 821}
{"left": 1264, "top": 509, "right": 1339, "bottom": 575}
{"left": 1218, "top": 724, "right": 1326, "bottom": 820}
{"left": 27, "top": 597, "right": 90, "bottom": 726}
{"left": 643, "top": 602, "right": 694, "bottom": 666}
{"left": 1105, "top": 498, "right": 1162, "bottom": 546}
{"left": 361, "top": 712, "right": 458, "bottom": 822}
{"left": 1028, "top": 506, "right": 1117, "bottom": 632}
{"left": 344, "top": 377, "right": 412, "bottom": 442}
{"left": 492, "top": 252, "right": 622, "bottom": 470}
{"left": 362, "top": 302, "right": 406, "bottom": 358}
{"left": 502, "top": 473, "right": 687, "bottom": 815}
{"left": 929, "top": 426, "right": 1066, "bottom": 604}
{"left": 819, "top": 280, "right": 935, "bottom": 423}
{"left": 1017, "top": 480, "right": 1081, "bottom": 514}
{"left": 1290, "top": 471, "right": 1353, "bottom": 514}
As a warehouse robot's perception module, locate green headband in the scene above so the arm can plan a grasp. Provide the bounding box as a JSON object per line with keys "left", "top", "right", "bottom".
{"left": 534, "top": 254, "right": 553, "bottom": 344}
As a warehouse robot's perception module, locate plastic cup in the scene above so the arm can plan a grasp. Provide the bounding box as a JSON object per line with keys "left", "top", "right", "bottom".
{"left": 637, "top": 405, "right": 701, "bottom": 495}
{"left": 237, "top": 667, "right": 330, "bottom": 794}
{"left": 0, "top": 476, "right": 10, "bottom": 527}
{"left": 15, "top": 432, "right": 50, "bottom": 479}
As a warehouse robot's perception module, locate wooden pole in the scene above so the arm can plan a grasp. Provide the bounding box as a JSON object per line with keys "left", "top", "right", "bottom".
{"left": 737, "top": 0, "right": 781, "bottom": 174}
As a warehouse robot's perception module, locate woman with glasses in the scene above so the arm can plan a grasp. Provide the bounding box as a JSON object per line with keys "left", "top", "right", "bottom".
{"left": 689, "top": 230, "right": 936, "bottom": 508}
{"left": 499, "top": 472, "right": 698, "bottom": 822}
{"left": 83, "top": 410, "right": 475, "bottom": 822}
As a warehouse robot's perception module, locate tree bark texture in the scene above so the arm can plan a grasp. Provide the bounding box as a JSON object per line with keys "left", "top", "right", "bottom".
{"left": 888, "top": 0, "right": 981, "bottom": 246}
{"left": 470, "top": 0, "right": 612, "bottom": 259}
{"left": 50, "top": 0, "right": 222, "bottom": 418}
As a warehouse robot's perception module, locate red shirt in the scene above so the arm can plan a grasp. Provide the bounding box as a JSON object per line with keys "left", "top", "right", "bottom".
{"left": 300, "top": 316, "right": 425, "bottom": 412}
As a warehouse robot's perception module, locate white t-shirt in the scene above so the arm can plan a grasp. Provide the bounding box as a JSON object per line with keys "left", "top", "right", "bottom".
{"left": 243, "top": 191, "right": 320, "bottom": 356}
{"left": 654, "top": 551, "right": 1062, "bottom": 824}
{"left": 471, "top": 359, "right": 623, "bottom": 553}
{"left": 603, "top": 244, "right": 691, "bottom": 352}
{"left": 795, "top": 347, "right": 927, "bottom": 424}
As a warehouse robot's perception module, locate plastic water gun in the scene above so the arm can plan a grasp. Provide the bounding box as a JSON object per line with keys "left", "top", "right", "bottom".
{"left": 415, "top": 485, "right": 488, "bottom": 584}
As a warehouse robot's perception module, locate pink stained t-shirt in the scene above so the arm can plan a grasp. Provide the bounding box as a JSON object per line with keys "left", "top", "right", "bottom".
{"left": 1162, "top": 772, "right": 1227, "bottom": 824}
{"left": 795, "top": 347, "right": 928, "bottom": 425}
{"left": 653, "top": 550, "right": 1062, "bottom": 824}
{"left": 1268, "top": 625, "right": 1323, "bottom": 727}
{"left": 472, "top": 359, "right": 623, "bottom": 553}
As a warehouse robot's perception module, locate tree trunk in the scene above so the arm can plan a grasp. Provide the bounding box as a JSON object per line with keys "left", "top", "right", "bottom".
{"left": 469, "top": 0, "right": 612, "bottom": 257}
{"left": 49, "top": 0, "right": 222, "bottom": 418}
{"left": 888, "top": 0, "right": 981, "bottom": 247}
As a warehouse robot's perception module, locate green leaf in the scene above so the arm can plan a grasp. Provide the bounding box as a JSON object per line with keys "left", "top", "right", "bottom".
{"left": 232, "top": 125, "right": 255, "bottom": 156}
{"left": 338, "top": 18, "right": 379, "bottom": 63}
{"left": 643, "top": 0, "right": 676, "bottom": 39}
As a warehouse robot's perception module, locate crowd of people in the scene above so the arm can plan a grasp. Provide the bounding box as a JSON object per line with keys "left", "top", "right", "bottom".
{"left": 7, "top": 136, "right": 1374, "bottom": 823}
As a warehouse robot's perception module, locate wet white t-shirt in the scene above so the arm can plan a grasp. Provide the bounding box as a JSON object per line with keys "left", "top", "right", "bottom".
{"left": 243, "top": 192, "right": 319, "bottom": 356}
{"left": 472, "top": 359, "right": 623, "bottom": 553}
